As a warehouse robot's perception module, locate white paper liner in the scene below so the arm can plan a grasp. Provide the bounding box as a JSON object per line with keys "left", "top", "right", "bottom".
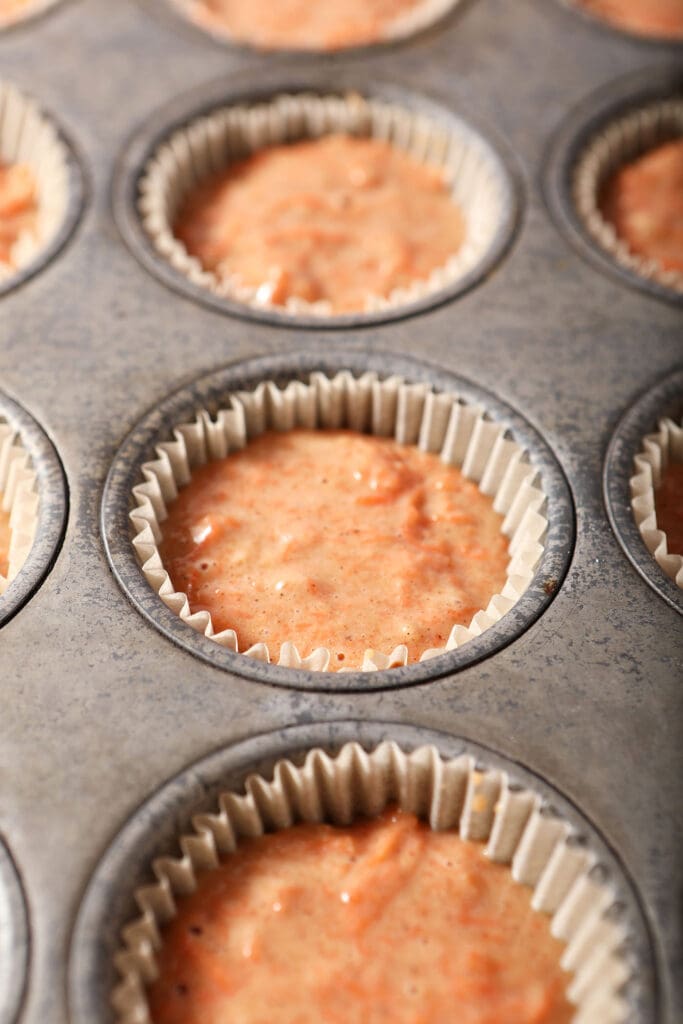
{"left": 0, "top": 419, "right": 39, "bottom": 595}
{"left": 130, "top": 371, "right": 548, "bottom": 672}
{"left": 0, "top": 80, "right": 71, "bottom": 283}
{"left": 169, "top": 0, "right": 463, "bottom": 50}
{"left": 138, "top": 91, "right": 511, "bottom": 318}
{"left": 0, "top": 0, "right": 60, "bottom": 30}
{"left": 630, "top": 415, "right": 683, "bottom": 589}
{"left": 112, "top": 740, "right": 632, "bottom": 1024}
{"left": 573, "top": 99, "right": 683, "bottom": 295}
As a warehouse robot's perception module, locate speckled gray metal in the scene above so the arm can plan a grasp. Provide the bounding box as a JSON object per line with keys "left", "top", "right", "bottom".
{"left": 113, "top": 72, "right": 521, "bottom": 329}
{"left": 604, "top": 368, "right": 683, "bottom": 615}
{"left": 0, "top": 2, "right": 682, "bottom": 1023}
{"left": 544, "top": 64, "right": 683, "bottom": 307}
{"left": 0, "top": 389, "right": 67, "bottom": 627}
{"left": 102, "top": 350, "right": 574, "bottom": 690}
{"left": 68, "top": 720, "right": 659, "bottom": 1024}
{"left": 0, "top": 836, "right": 29, "bottom": 1024}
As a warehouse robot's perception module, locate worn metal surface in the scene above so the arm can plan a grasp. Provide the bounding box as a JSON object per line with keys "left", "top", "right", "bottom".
{"left": 0, "top": 0, "right": 681, "bottom": 1022}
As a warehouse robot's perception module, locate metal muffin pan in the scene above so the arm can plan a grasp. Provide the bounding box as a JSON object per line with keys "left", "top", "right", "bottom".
{"left": 0, "top": 388, "right": 67, "bottom": 628}
{"left": 70, "top": 721, "right": 658, "bottom": 1024}
{"left": 113, "top": 70, "right": 521, "bottom": 329}
{"left": 0, "top": 1, "right": 681, "bottom": 1022}
{"left": 544, "top": 63, "right": 683, "bottom": 307}
{"left": 0, "top": 836, "right": 29, "bottom": 1024}
{"left": 102, "top": 349, "right": 574, "bottom": 690}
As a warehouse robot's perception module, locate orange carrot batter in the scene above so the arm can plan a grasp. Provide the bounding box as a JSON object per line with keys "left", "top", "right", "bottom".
{"left": 174, "top": 134, "right": 465, "bottom": 314}
{"left": 657, "top": 462, "right": 683, "bottom": 556}
{"left": 0, "top": 0, "right": 33, "bottom": 19}
{"left": 158, "top": 429, "right": 509, "bottom": 667}
{"left": 576, "top": 0, "right": 683, "bottom": 36}
{"left": 0, "top": 500, "right": 10, "bottom": 578}
{"left": 148, "top": 809, "right": 573, "bottom": 1024}
{"left": 186, "top": 0, "right": 427, "bottom": 50}
{"left": 0, "top": 162, "right": 38, "bottom": 268}
{"left": 599, "top": 139, "right": 683, "bottom": 275}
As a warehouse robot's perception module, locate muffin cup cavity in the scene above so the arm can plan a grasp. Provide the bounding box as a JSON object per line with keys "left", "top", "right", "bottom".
{"left": 630, "top": 416, "right": 683, "bottom": 589}
{"left": 129, "top": 370, "right": 548, "bottom": 672}
{"left": 167, "top": 0, "right": 464, "bottom": 51}
{"left": 112, "top": 739, "right": 633, "bottom": 1023}
{"left": 135, "top": 88, "right": 515, "bottom": 323}
{"left": 0, "top": 81, "right": 83, "bottom": 294}
{"left": 0, "top": 419, "right": 39, "bottom": 594}
{"left": 572, "top": 98, "right": 683, "bottom": 295}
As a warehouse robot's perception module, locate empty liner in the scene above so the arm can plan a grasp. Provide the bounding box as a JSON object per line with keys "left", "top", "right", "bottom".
{"left": 167, "top": 0, "right": 464, "bottom": 50}
{"left": 0, "top": 80, "right": 72, "bottom": 286}
{"left": 130, "top": 370, "right": 547, "bottom": 672}
{"left": 113, "top": 740, "right": 632, "bottom": 1023}
{"left": 630, "top": 415, "right": 683, "bottom": 589}
{"left": 0, "top": 418, "right": 38, "bottom": 595}
{"left": 573, "top": 98, "right": 683, "bottom": 295}
{"left": 138, "top": 91, "right": 512, "bottom": 318}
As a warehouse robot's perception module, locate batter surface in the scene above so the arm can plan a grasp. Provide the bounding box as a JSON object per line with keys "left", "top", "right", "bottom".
{"left": 186, "top": 0, "right": 429, "bottom": 50}
{"left": 576, "top": 0, "right": 683, "bottom": 36}
{"left": 0, "top": 162, "right": 38, "bottom": 268}
{"left": 0, "top": 499, "right": 10, "bottom": 579}
{"left": 599, "top": 139, "right": 683, "bottom": 275}
{"left": 657, "top": 462, "right": 683, "bottom": 557}
{"left": 147, "top": 809, "right": 573, "bottom": 1024}
{"left": 173, "top": 134, "right": 465, "bottom": 314}
{"left": 158, "top": 429, "right": 509, "bottom": 667}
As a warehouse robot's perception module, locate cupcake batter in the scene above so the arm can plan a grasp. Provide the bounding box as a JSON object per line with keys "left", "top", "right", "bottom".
{"left": 0, "top": 162, "right": 38, "bottom": 268}
{"left": 186, "top": 0, "right": 430, "bottom": 50}
{"left": 599, "top": 139, "right": 683, "bottom": 275}
{"left": 148, "top": 808, "right": 573, "bottom": 1024}
{"left": 657, "top": 462, "right": 683, "bottom": 556}
{"left": 158, "top": 429, "right": 509, "bottom": 667}
{"left": 0, "top": 501, "right": 10, "bottom": 578}
{"left": 0, "top": 0, "right": 33, "bottom": 19}
{"left": 173, "top": 134, "right": 465, "bottom": 314}
{"left": 576, "top": 0, "right": 683, "bottom": 37}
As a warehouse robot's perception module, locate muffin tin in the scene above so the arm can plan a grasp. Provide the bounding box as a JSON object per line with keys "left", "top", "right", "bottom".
{"left": 0, "top": 1, "right": 681, "bottom": 1022}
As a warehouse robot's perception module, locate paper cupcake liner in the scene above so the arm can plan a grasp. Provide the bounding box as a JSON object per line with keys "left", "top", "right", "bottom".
{"left": 0, "top": 418, "right": 39, "bottom": 595}
{"left": 0, "top": 80, "right": 72, "bottom": 284}
{"left": 138, "top": 91, "right": 512, "bottom": 318}
{"left": 168, "top": 0, "right": 464, "bottom": 51}
{"left": 112, "top": 739, "right": 632, "bottom": 1023}
{"left": 130, "top": 370, "right": 547, "bottom": 672}
{"left": 0, "top": 0, "right": 60, "bottom": 30}
{"left": 630, "top": 415, "right": 683, "bottom": 589}
{"left": 572, "top": 98, "right": 683, "bottom": 295}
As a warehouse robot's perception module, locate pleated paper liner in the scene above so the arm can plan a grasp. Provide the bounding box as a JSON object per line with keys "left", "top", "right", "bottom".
{"left": 130, "top": 370, "right": 547, "bottom": 672}
{"left": 572, "top": 97, "right": 683, "bottom": 296}
{"left": 0, "top": 418, "right": 38, "bottom": 596}
{"left": 0, "top": 80, "right": 73, "bottom": 287}
{"left": 137, "top": 90, "right": 513, "bottom": 319}
{"left": 113, "top": 740, "right": 632, "bottom": 1024}
{"left": 167, "top": 0, "right": 463, "bottom": 51}
{"left": 630, "top": 415, "right": 683, "bottom": 589}
{"left": 0, "top": 0, "right": 61, "bottom": 30}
